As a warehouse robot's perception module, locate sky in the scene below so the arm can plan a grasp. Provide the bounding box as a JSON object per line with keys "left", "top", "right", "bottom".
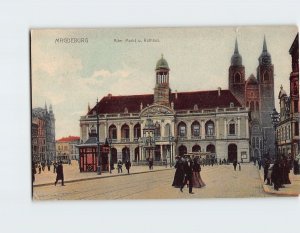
{"left": 31, "top": 26, "right": 298, "bottom": 139}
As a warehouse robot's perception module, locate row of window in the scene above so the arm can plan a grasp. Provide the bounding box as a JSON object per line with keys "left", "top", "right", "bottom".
{"left": 105, "top": 120, "right": 238, "bottom": 139}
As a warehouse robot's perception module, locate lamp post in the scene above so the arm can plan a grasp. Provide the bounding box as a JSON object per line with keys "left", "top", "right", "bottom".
{"left": 108, "top": 138, "right": 112, "bottom": 174}
{"left": 270, "top": 108, "right": 280, "bottom": 159}
{"left": 96, "top": 98, "right": 101, "bottom": 175}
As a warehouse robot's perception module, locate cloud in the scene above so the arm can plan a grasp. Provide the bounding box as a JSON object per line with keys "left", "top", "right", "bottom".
{"left": 91, "top": 67, "right": 133, "bottom": 79}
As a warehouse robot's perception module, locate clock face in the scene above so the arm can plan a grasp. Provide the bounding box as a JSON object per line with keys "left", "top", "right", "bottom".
{"left": 262, "top": 57, "right": 270, "bottom": 65}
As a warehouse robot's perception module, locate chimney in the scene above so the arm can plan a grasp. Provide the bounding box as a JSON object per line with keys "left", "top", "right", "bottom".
{"left": 140, "top": 102, "right": 143, "bottom": 110}
{"left": 218, "top": 87, "right": 221, "bottom": 96}
{"left": 107, "top": 93, "right": 112, "bottom": 99}
{"left": 175, "top": 90, "right": 178, "bottom": 99}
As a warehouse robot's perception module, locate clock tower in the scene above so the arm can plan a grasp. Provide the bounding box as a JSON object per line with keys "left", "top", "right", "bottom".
{"left": 257, "top": 36, "right": 275, "bottom": 157}
{"left": 154, "top": 54, "right": 171, "bottom": 106}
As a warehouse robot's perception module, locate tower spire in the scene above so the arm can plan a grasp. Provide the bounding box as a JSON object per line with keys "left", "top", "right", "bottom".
{"left": 263, "top": 35, "right": 268, "bottom": 52}
{"left": 234, "top": 37, "right": 239, "bottom": 54}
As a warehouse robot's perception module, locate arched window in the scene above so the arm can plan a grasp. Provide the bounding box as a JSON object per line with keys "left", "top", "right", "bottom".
{"left": 133, "top": 123, "right": 141, "bottom": 139}
{"left": 234, "top": 72, "right": 241, "bottom": 83}
{"left": 191, "top": 121, "right": 200, "bottom": 137}
{"left": 164, "top": 123, "right": 171, "bottom": 137}
{"left": 155, "top": 122, "right": 161, "bottom": 138}
{"left": 263, "top": 72, "right": 269, "bottom": 82}
{"left": 192, "top": 145, "right": 201, "bottom": 152}
{"left": 205, "top": 120, "right": 214, "bottom": 136}
{"left": 177, "top": 122, "right": 187, "bottom": 137}
{"left": 122, "top": 147, "right": 130, "bottom": 162}
{"left": 109, "top": 124, "right": 117, "bottom": 139}
{"left": 121, "top": 124, "right": 130, "bottom": 140}
{"left": 206, "top": 144, "right": 215, "bottom": 153}
{"left": 90, "top": 125, "right": 96, "bottom": 135}
{"left": 256, "top": 102, "right": 259, "bottom": 112}
{"left": 250, "top": 102, "right": 254, "bottom": 111}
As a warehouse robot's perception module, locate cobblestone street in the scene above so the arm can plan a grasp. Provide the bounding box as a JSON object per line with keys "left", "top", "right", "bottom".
{"left": 33, "top": 163, "right": 274, "bottom": 200}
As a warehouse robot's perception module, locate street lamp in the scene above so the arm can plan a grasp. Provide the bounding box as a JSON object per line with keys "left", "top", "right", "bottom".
{"left": 96, "top": 98, "right": 101, "bottom": 175}
{"left": 270, "top": 108, "right": 280, "bottom": 159}
{"left": 107, "top": 138, "right": 112, "bottom": 173}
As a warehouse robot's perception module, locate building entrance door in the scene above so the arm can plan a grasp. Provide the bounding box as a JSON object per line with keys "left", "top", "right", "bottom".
{"left": 228, "top": 144, "right": 237, "bottom": 162}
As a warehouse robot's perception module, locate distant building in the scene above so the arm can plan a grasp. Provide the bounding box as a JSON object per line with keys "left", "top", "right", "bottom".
{"left": 31, "top": 122, "right": 39, "bottom": 163}
{"left": 276, "top": 33, "right": 299, "bottom": 159}
{"left": 32, "top": 103, "right": 56, "bottom": 162}
{"left": 56, "top": 136, "right": 80, "bottom": 161}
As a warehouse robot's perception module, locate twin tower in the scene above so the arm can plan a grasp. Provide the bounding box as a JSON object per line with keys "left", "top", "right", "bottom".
{"left": 153, "top": 37, "right": 275, "bottom": 157}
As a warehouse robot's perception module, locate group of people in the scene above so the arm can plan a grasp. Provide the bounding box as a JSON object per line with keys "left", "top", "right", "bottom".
{"left": 172, "top": 156, "right": 206, "bottom": 194}
{"left": 32, "top": 160, "right": 65, "bottom": 186}
{"left": 117, "top": 159, "right": 131, "bottom": 174}
{"left": 263, "top": 157, "right": 291, "bottom": 191}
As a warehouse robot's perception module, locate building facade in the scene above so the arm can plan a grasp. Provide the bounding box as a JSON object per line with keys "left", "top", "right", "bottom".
{"left": 229, "top": 37, "right": 275, "bottom": 160}
{"left": 276, "top": 34, "right": 299, "bottom": 159}
{"left": 79, "top": 55, "right": 251, "bottom": 164}
{"left": 56, "top": 136, "right": 80, "bottom": 161}
{"left": 32, "top": 104, "right": 56, "bottom": 162}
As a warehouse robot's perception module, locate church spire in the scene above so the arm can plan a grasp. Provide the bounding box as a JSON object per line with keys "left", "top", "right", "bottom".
{"left": 44, "top": 102, "right": 48, "bottom": 112}
{"left": 259, "top": 35, "right": 272, "bottom": 65}
{"left": 263, "top": 35, "right": 268, "bottom": 52}
{"left": 234, "top": 37, "right": 239, "bottom": 54}
{"left": 231, "top": 38, "right": 242, "bottom": 66}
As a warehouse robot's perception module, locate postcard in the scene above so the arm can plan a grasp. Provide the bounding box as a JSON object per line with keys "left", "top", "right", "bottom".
{"left": 31, "top": 26, "right": 299, "bottom": 200}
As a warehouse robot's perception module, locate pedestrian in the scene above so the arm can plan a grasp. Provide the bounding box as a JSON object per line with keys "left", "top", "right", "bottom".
{"left": 258, "top": 160, "right": 262, "bottom": 170}
{"left": 117, "top": 160, "right": 123, "bottom": 173}
{"left": 192, "top": 157, "right": 206, "bottom": 188}
{"left": 38, "top": 164, "right": 41, "bottom": 174}
{"left": 149, "top": 158, "right": 153, "bottom": 170}
{"left": 47, "top": 163, "right": 51, "bottom": 172}
{"left": 294, "top": 159, "right": 299, "bottom": 175}
{"left": 172, "top": 156, "right": 185, "bottom": 188}
{"left": 54, "top": 161, "right": 65, "bottom": 186}
{"left": 271, "top": 160, "right": 280, "bottom": 191}
{"left": 180, "top": 158, "right": 194, "bottom": 194}
{"left": 53, "top": 161, "right": 57, "bottom": 173}
{"left": 238, "top": 162, "right": 241, "bottom": 171}
{"left": 266, "top": 164, "right": 273, "bottom": 186}
{"left": 263, "top": 159, "right": 270, "bottom": 182}
{"left": 125, "top": 160, "right": 131, "bottom": 174}
{"left": 32, "top": 162, "right": 36, "bottom": 183}
{"left": 233, "top": 160, "right": 237, "bottom": 171}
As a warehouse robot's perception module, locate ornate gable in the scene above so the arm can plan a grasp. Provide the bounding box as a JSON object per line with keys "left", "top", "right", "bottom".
{"left": 140, "top": 104, "right": 175, "bottom": 117}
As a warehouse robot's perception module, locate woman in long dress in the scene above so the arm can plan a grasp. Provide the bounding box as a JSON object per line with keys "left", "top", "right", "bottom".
{"left": 172, "top": 157, "right": 185, "bottom": 188}
{"left": 193, "top": 157, "right": 206, "bottom": 188}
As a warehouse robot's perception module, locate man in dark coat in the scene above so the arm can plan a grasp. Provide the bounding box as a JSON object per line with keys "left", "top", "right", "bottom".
{"left": 264, "top": 159, "right": 270, "bottom": 183}
{"left": 271, "top": 160, "right": 280, "bottom": 191}
{"left": 125, "top": 160, "right": 131, "bottom": 174}
{"left": 180, "top": 159, "right": 194, "bottom": 194}
{"left": 233, "top": 160, "right": 237, "bottom": 171}
{"left": 55, "top": 161, "right": 65, "bottom": 186}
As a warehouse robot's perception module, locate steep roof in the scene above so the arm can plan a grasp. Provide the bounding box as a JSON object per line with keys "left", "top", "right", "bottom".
{"left": 88, "top": 89, "right": 242, "bottom": 115}
{"left": 56, "top": 136, "right": 80, "bottom": 143}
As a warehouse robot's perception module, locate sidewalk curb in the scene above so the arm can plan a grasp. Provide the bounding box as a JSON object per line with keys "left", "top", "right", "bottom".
{"left": 257, "top": 169, "right": 299, "bottom": 197}
{"left": 33, "top": 167, "right": 173, "bottom": 188}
